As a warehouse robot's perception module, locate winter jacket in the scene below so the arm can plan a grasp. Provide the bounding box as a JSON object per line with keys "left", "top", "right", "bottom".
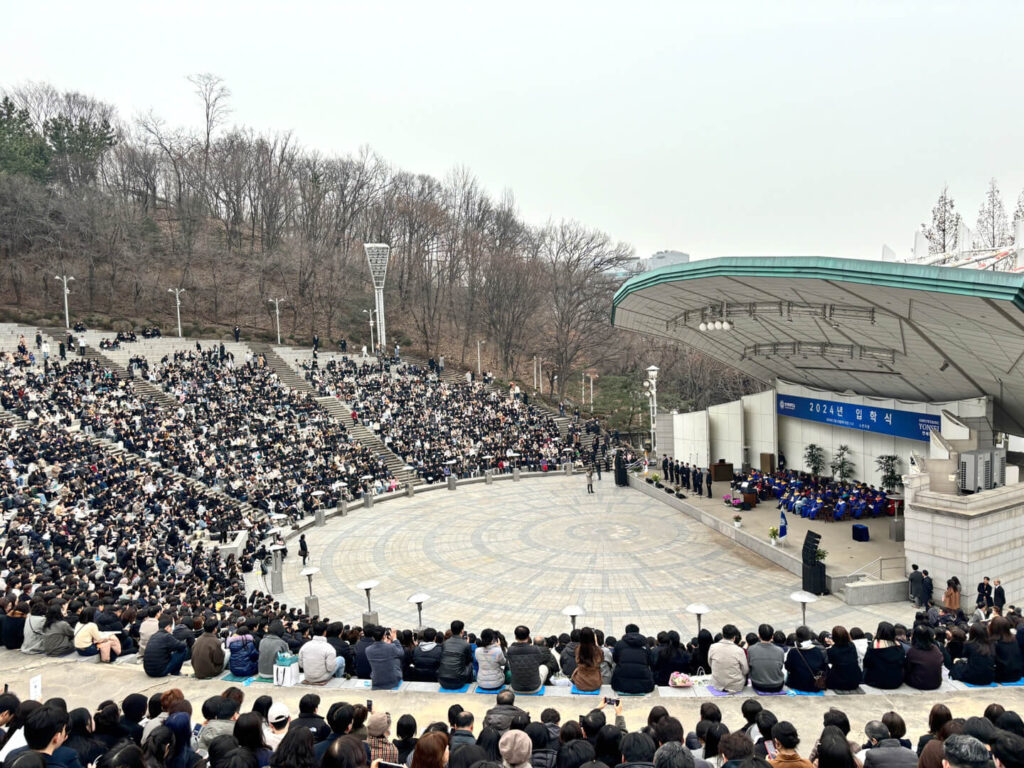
{"left": 861, "top": 740, "right": 918, "bottom": 768}
{"left": 365, "top": 639, "right": 405, "bottom": 689}
{"left": 826, "top": 644, "right": 863, "bottom": 691}
{"left": 483, "top": 703, "right": 528, "bottom": 734}
{"left": 748, "top": 642, "right": 785, "bottom": 691}
{"left": 191, "top": 632, "right": 226, "bottom": 679}
{"left": 413, "top": 641, "right": 443, "bottom": 681}
{"left": 611, "top": 632, "right": 655, "bottom": 694}
{"left": 42, "top": 620, "right": 74, "bottom": 656}
{"left": 20, "top": 615, "right": 46, "bottom": 654}
{"left": 785, "top": 645, "right": 828, "bottom": 692}
{"left": 227, "top": 632, "right": 260, "bottom": 677}
{"left": 949, "top": 643, "right": 995, "bottom": 685}
{"left": 259, "top": 634, "right": 290, "bottom": 677}
{"left": 708, "top": 639, "right": 749, "bottom": 693}
{"left": 437, "top": 635, "right": 474, "bottom": 687}
{"left": 903, "top": 646, "right": 942, "bottom": 690}
{"left": 449, "top": 730, "right": 477, "bottom": 753}
{"left": 143, "top": 630, "right": 187, "bottom": 677}
{"left": 475, "top": 643, "right": 507, "bottom": 689}
{"left": 299, "top": 636, "right": 338, "bottom": 684}
{"left": 507, "top": 641, "right": 546, "bottom": 692}
{"left": 863, "top": 644, "right": 906, "bottom": 689}
{"left": 994, "top": 640, "right": 1023, "bottom": 682}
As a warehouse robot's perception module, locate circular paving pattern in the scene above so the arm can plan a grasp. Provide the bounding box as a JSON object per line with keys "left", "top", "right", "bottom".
{"left": 279, "top": 475, "right": 914, "bottom": 636}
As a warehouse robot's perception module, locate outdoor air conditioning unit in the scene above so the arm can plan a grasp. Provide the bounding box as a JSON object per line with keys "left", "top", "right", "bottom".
{"left": 958, "top": 447, "right": 1006, "bottom": 492}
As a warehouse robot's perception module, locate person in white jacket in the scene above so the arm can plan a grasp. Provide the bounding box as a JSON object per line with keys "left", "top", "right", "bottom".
{"left": 299, "top": 623, "right": 340, "bottom": 684}
{"left": 707, "top": 625, "right": 750, "bottom": 693}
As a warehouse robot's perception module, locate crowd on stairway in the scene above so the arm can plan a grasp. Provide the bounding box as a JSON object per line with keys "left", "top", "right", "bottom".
{"left": 300, "top": 359, "right": 566, "bottom": 483}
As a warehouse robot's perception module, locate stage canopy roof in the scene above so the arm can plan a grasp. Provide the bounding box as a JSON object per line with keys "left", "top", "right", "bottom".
{"left": 611, "top": 256, "right": 1024, "bottom": 434}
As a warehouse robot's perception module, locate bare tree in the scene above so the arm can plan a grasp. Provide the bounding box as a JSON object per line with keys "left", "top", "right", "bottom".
{"left": 922, "top": 185, "right": 961, "bottom": 254}
{"left": 974, "top": 178, "right": 1011, "bottom": 249}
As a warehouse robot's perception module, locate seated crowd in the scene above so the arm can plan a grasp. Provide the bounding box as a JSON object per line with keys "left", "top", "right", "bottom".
{"left": 0, "top": 676, "right": 1020, "bottom": 768}
{"left": 301, "top": 359, "right": 571, "bottom": 482}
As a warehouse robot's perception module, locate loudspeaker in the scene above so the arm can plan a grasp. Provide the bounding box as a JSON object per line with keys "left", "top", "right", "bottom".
{"left": 802, "top": 531, "right": 822, "bottom": 566}
{"left": 802, "top": 562, "right": 826, "bottom": 595}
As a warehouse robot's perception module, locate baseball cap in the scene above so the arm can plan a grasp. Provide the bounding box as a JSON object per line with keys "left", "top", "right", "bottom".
{"left": 268, "top": 702, "right": 290, "bottom": 727}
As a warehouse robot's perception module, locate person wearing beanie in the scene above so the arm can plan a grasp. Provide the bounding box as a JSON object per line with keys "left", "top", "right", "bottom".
{"left": 367, "top": 712, "right": 399, "bottom": 763}
{"left": 258, "top": 621, "right": 290, "bottom": 679}
{"left": 192, "top": 619, "right": 226, "bottom": 680}
{"left": 500, "top": 729, "right": 533, "bottom": 768}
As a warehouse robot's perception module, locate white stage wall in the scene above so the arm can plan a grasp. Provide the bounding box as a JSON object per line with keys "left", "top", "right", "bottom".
{"left": 742, "top": 390, "right": 777, "bottom": 469}
{"left": 674, "top": 410, "right": 709, "bottom": 468}
{"left": 709, "top": 400, "right": 744, "bottom": 469}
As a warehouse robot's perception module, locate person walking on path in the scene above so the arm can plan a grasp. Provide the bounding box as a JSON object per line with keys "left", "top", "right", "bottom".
{"left": 299, "top": 534, "right": 309, "bottom": 566}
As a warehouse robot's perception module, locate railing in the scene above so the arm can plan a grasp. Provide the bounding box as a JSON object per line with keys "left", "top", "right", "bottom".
{"left": 848, "top": 555, "right": 905, "bottom": 582}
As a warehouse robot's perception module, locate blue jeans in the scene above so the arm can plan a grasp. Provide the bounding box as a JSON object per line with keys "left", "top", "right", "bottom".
{"left": 334, "top": 656, "right": 346, "bottom": 678}
{"left": 163, "top": 649, "right": 187, "bottom": 676}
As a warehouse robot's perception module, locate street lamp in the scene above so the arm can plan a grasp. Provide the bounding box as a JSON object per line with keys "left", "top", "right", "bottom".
{"left": 301, "top": 566, "right": 321, "bottom": 617}
{"left": 54, "top": 275, "right": 74, "bottom": 330}
{"left": 364, "top": 244, "right": 390, "bottom": 351}
{"left": 408, "top": 592, "right": 430, "bottom": 629}
{"left": 643, "top": 365, "right": 659, "bottom": 452}
{"left": 685, "top": 602, "right": 709, "bottom": 634}
{"left": 561, "top": 604, "right": 584, "bottom": 630}
{"left": 477, "top": 339, "right": 486, "bottom": 377}
{"left": 588, "top": 373, "right": 598, "bottom": 405}
{"left": 362, "top": 309, "right": 376, "bottom": 354}
{"left": 790, "top": 590, "right": 818, "bottom": 627}
{"left": 168, "top": 288, "right": 185, "bottom": 338}
{"left": 268, "top": 298, "right": 285, "bottom": 345}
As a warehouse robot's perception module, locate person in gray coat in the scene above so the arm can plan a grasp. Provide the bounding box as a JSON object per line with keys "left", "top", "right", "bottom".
{"left": 258, "top": 620, "right": 290, "bottom": 678}
{"left": 862, "top": 721, "right": 918, "bottom": 768}
{"left": 365, "top": 626, "right": 405, "bottom": 689}
{"left": 437, "top": 620, "right": 474, "bottom": 689}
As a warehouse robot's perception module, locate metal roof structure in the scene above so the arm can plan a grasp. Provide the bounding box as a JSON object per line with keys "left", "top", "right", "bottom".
{"left": 611, "top": 256, "right": 1024, "bottom": 434}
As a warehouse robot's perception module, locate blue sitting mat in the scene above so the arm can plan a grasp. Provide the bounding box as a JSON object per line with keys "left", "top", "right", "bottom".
{"left": 373, "top": 683, "right": 402, "bottom": 691}
{"left": 752, "top": 689, "right": 788, "bottom": 696}
{"left": 439, "top": 683, "right": 472, "bottom": 694}
{"left": 221, "top": 672, "right": 254, "bottom": 683}
{"left": 613, "top": 690, "right": 649, "bottom": 696}
{"left": 706, "top": 686, "right": 740, "bottom": 696}
{"left": 962, "top": 681, "right": 999, "bottom": 688}
{"left": 788, "top": 689, "right": 825, "bottom": 696}
{"left": 571, "top": 685, "right": 601, "bottom": 695}
{"left": 514, "top": 686, "right": 546, "bottom": 696}
{"left": 475, "top": 685, "right": 505, "bottom": 694}
{"left": 1000, "top": 679, "right": 1024, "bottom": 687}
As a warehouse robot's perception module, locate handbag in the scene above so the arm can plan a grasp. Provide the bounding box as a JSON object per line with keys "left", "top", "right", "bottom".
{"left": 276, "top": 651, "right": 299, "bottom": 666}
{"left": 797, "top": 647, "right": 827, "bottom": 690}
{"left": 273, "top": 662, "right": 300, "bottom": 687}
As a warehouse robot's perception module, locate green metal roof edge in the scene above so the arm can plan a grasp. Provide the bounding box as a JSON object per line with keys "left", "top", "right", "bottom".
{"left": 611, "top": 256, "right": 1024, "bottom": 325}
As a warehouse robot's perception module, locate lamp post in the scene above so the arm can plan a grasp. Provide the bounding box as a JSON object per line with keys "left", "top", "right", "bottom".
{"left": 364, "top": 244, "right": 390, "bottom": 351}
{"left": 790, "top": 590, "right": 818, "bottom": 627}
{"left": 477, "top": 339, "right": 486, "bottom": 376}
{"left": 268, "top": 298, "right": 285, "bottom": 345}
{"left": 685, "top": 602, "right": 709, "bottom": 634}
{"left": 301, "top": 567, "right": 321, "bottom": 616}
{"left": 362, "top": 309, "right": 376, "bottom": 354}
{"left": 408, "top": 593, "right": 430, "bottom": 629}
{"left": 588, "top": 373, "right": 597, "bottom": 405}
{"left": 356, "top": 579, "right": 380, "bottom": 626}
{"left": 561, "top": 604, "right": 584, "bottom": 630}
{"left": 168, "top": 288, "right": 185, "bottom": 338}
{"left": 643, "top": 365, "right": 659, "bottom": 452}
{"left": 54, "top": 275, "right": 74, "bottom": 329}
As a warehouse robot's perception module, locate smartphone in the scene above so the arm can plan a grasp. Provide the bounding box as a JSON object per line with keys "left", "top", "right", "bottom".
{"left": 604, "top": 697, "right": 620, "bottom": 706}
{"left": 366, "top": 699, "right": 373, "bottom": 713}
{"left": 764, "top": 741, "right": 778, "bottom": 760}
{"left": 579, "top": 715, "right": 585, "bottom": 725}
{"left": 379, "top": 763, "right": 405, "bottom": 768}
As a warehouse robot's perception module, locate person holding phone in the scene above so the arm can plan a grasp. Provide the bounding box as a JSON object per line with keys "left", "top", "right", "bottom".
{"left": 365, "top": 626, "right": 405, "bottom": 690}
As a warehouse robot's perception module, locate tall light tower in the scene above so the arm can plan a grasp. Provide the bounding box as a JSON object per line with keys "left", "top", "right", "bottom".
{"left": 362, "top": 309, "right": 376, "bottom": 354}
{"left": 364, "top": 243, "right": 390, "bottom": 353}
{"left": 268, "top": 298, "right": 285, "bottom": 345}
{"left": 168, "top": 288, "right": 185, "bottom": 338}
{"left": 55, "top": 275, "right": 74, "bottom": 329}
{"left": 477, "top": 339, "right": 486, "bottom": 376}
{"left": 643, "top": 365, "right": 659, "bottom": 452}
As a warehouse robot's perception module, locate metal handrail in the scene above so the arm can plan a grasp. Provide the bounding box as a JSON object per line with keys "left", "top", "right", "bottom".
{"left": 849, "top": 555, "right": 905, "bottom": 581}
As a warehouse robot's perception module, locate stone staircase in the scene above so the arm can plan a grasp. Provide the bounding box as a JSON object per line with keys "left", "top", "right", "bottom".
{"left": 249, "top": 342, "right": 318, "bottom": 395}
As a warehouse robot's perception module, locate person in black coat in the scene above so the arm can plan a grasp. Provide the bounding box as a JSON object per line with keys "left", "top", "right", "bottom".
{"left": 989, "top": 617, "right": 1023, "bottom": 683}
{"left": 949, "top": 624, "right": 996, "bottom": 685}
{"left": 863, "top": 622, "right": 906, "bottom": 689}
{"left": 904, "top": 626, "right": 944, "bottom": 691}
{"left": 825, "top": 627, "right": 862, "bottom": 691}
{"left": 994, "top": 580, "right": 1006, "bottom": 611}
{"left": 785, "top": 627, "right": 828, "bottom": 691}
{"left": 977, "top": 577, "right": 993, "bottom": 609}
{"left": 611, "top": 624, "right": 655, "bottom": 694}
{"left": 143, "top": 617, "right": 188, "bottom": 677}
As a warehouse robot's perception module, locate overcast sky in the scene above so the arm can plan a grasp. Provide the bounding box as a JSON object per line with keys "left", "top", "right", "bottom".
{"left": 3, "top": 1, "right": 1022, "bottom": 261}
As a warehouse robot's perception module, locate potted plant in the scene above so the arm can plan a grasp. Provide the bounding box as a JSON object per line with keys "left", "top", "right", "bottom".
{"left": 652, "top": 473, "right": 663, "bottom": 488}
{"left": 804, "top": 443, "right": 826, "bottom": 477}
{"left": 829, "top": 444, "right": 855, "bottom": 482}
{"left": 814, "top": 548, "right": 828, "bottom": 563}
{"left": 733, "top": 514, "right": 742, "bottom": 529}
{"left": 876, "top": 454, "right": 905, "bottom": 542}
{"left": 768, "top": 526, "right": 779, "bottom": 545}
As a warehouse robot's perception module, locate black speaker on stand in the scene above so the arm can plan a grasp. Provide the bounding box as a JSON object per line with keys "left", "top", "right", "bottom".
{"left": 801, "top": 531, "right": 827, "bottom": 595}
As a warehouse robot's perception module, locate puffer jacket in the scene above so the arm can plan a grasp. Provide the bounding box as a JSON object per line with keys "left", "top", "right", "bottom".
{"left": 413, "top": 641, "right": 443, "bottom": 681}
{"left": 227, "top": 632, "right": 260, "bottom": 677}
{"left": 437, "top": 635, "right": 473, "bottom": 686}
{"left": 611, "top": 632, "right": 654, "bottom": 694}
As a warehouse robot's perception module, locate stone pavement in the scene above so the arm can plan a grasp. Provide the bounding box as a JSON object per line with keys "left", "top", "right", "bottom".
{"left": 277, "top": 475, "right": 916, "bottom": 636}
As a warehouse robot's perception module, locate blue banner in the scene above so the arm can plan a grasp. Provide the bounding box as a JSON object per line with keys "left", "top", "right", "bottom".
{"left": 776, "top": 393, "right": 939, "bottom": 442}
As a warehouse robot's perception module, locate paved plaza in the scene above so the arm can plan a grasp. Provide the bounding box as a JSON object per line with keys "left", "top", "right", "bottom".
{"left": 277, "top": 475, "right": 916, "bottom": 637}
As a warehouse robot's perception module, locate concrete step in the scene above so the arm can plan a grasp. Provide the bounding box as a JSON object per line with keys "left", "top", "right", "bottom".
{"left": 249, "top": 343, "right": 318, "bottom": 395}
{"left": 315, "top": 395, "right": 418, "bottom": 485}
